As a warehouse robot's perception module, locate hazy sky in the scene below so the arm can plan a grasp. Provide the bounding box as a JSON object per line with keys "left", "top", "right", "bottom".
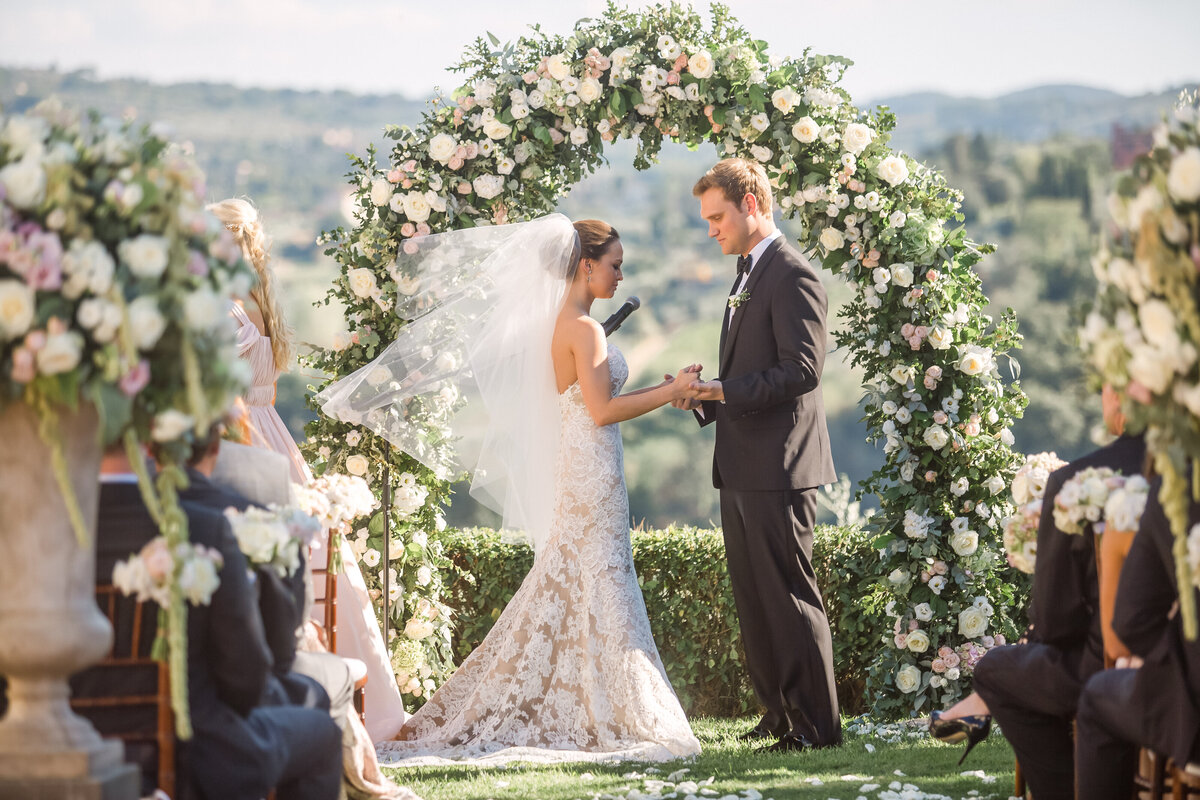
{"left": 1, "top": 0, "right": 1197, "bottom": 101}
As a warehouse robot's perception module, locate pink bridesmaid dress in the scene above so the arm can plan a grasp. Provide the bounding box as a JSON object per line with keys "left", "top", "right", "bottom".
{"left": 230, "top": 302, "right": 409, "bottom": 741}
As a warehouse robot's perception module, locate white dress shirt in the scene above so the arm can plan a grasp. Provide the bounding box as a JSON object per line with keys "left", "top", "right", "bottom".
{"left": 727, "top": 228, "right": 782, "bottom": 327}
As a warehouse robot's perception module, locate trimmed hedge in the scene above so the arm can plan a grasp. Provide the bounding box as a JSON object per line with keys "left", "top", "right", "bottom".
{"left": 437, "top": 523, "right": 889, "bottom": 717}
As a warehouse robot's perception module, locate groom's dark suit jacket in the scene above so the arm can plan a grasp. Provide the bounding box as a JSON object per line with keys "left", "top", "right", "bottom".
{"left": 697, "top": 236, "right": 837, "bottom": 490}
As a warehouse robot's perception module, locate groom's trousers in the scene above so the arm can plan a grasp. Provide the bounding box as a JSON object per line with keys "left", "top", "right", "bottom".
{"left": 720, "top": 487, "right": 840, "bottom": 746}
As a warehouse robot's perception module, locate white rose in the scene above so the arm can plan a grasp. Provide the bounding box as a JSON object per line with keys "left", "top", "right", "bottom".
{"left": 404, "top": 617, "right": 435, "bottom": 640}
{"left": 957, "top": 345, "right": 994, "bottom": 377}
{"left": 127, "top": 296, "right": 167, "bottom": 350}
{"left": 370, "top": 178, "right": 393, "bottom": 207}
{"left": 1128, "top": 344, "right": 1175, "bottom": 394}
{"left": 873, "top": 266, "right": 891, "bottom": 285}
{"left": 889, "top": 365, "right": 913, "bottom": 385}
{"left": 396, "top": 274, "right": 420, "bottom": 296}
{"left": 1167, "top": 147, "right": 1200, "bottom": 203}
{"left": 958, "top": 606, "right": 989, "bottom": 638}
{"left": 914, "top": 603, "right": 933, "bottom": 622}
{"left": 819, "top": 227, "right": 844, "bottom": 251}
{"left": 118, "top": 234, "right": 170, "bottom": 280}
{"left": 985, "top": 474, "right": 1006, "bottom": 495}
{"left": 482, "top": 117, "right": 512, "bottom": 141}
{"left": 923, "top": 424, "right": 950, "bottom": 450}
{"left": 888, "top": 568, "right": 909, "bottom": 585}
{"left": 842, "top": 122, "right": 875, "bottom": 155}
{"left": 345, "top": 454, "right": 369, "bottom": 476}
{"left": 771, "top": 87, "right": 800, "bottom": 115}
{"left": 362, "top": 548, "right": 381, "bottom": 568}
{"left": 35, "top": 331, "right": 82, "bottom": 375}
{"left": 0, "top": 280, "right": 36, "bottom": 341}
{"left": 791, "top": 116, "right": 819, "bottom": 144}
{"left": 347, "top": 268, "right": 378, "bottom": 299}
{"left": 929, "top": 575, "right": 948, "bottom": 595}
{"left": 945, "top": 666, "right": 961, "bottom": 681}
{"left": 546, "top": 54, "right": 570, "bottom": 81}
{"left": 472, "top": 174, "right": 505, "bottom": 200}
{"left": 950, "top": 529, "right": 979, "bottom": 557}
{"left": 151, "top": 410, "right": 194, "bottom": 442}
{"left": 687, "top": 50, "right": 715, "bottom": 79}
{"left": 1, "top": 116, "right": 49, "bottom": 159}
{"left": 1140, "top": 299, "right": 1179, "bottom": 349}
{"left": 895, "top": 406, "right": 912, "bottom": 424}
{"left": 416, "top": 565, "right": 433, "bottom": 586}
{"left": 891, "top": 263, "right": 914, "bottom": 287}
{"left": 876, "top": 155, "right": 910, "bottom": 187}
{"left": 895, "top": 664, "right": 921, "bottom": 694}
{"left": 365, "top": 366, "right": 392, "bottom": 387}
{"left": 578, "top": 77, "right": 603, "bottom": 104}
{"left": 570, "top": 127, "right": 589, "bottom": 146}
{"left": 906, "top": 629, "right": 930, "bottom": 653}
{"left": 0, "top": 157, "right": 47, "bottom": 210}
{"left": 881, "top": 400, "right": 898, "bottom": 415}
{"left": 428, "top": 132, "right": 458, "bottom": 164}
{"left": 182, "top": 288, "right": 223, "bottom": 333}
{"left": 403, "top": 191, "right": 432, "bottom": 223}
{"left": 927, "top": 326, "right": 952, "bottom": 350}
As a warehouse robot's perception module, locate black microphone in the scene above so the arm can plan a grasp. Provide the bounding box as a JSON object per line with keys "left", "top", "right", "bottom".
{"left": 602, "top": 296, "right": 641, "bottom": 336}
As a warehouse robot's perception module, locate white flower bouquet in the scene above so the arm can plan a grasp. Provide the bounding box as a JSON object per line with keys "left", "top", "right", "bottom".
{"left": 1001, "top": 451, "right": 1067, "bottom": 573}
{"left": 1052, "top": 467, "right": 1130, "bottom": 535}
{"left": 223, "top": 505, "right": 319, "bottom": 578}
{"left": 112, "top": 536, "right": 223, "bottom": 608}
{"left": 1103, "top": 475, "right": 1151, "bottom": 533}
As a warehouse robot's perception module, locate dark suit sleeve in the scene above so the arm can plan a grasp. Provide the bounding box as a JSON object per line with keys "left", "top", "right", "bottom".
{"left": 720, "top": 264, "right": 827, "bottom": 415}
{"left": 1031, "top": 469, "right": 1092, "bottom": 646}
{"left": 693, "top": 400, "right": 717, "bottom": 428}
{"left": 1112, "top": 490, "right": 1177, "bottom": 658}
{"left": 196, "top": 509, "right": 273, "bottom": 715}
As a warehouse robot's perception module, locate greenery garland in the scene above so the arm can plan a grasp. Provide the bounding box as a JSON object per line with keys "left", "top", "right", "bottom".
{"left": 305, "top": 1, "right": 1027, "bottom": 714}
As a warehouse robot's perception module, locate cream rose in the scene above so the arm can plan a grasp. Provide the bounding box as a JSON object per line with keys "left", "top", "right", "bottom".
{"left": 546, "top": 53, "right": 570, "bottom": 81}
{"left": 876, "top": 155, "right": 910, "bottom": 187}
{"left": 483, "top": 118, "right": 512, "bottom": 141}
{"left": 891, "top": 263, "right": 914, "bottom": 287}
{"left": 151, "top": 410, "right": 194, "bottom": 442}
{"left": 35, "top": 332, "right": 82, "bottom": 375}
{"left": 818, "top": 227, "right": 844, "bottom": 252}
{"left": 958, "top": 606, "right": 989, "bottom": 638}
{"left": 923, "top": 424, "right": 950, "bottom": 449}
{"left": 118, "top": 234, "right": 170, "bottom": 280}
{"left": 791, "top": 116, "right": 819, "bottom": 144}
{"left": 889, "top": 365, "right": 914, "bottom": 385}
{"left": 0, "top": 158, "right": 47, "bottom": 210}
{"left": 687, "top": 50, "right": 715, "bottom": 79}
{"left": 347, "top": 268, "right": 378, "bottom": 299}
{"left": 345, "top": 454, "right": 370, "bottom": 476}
{"left": 127, "top": 296, "right": 167, "bottom": 351}
{"left": 2, "top": 115, "right": 49, "bottom": 159}
{"left": 472, "top": 174, "right": 505, "bottom": 200}
{"left": 1127, "top": 344, "right": 1175, "bottom": 394}
{"left": 895, "top": 664, "right": 921, "bottom": 694}
{"left": 842, "top": 122, "right": 875, "bottom": 155}
{"left": 771, "top": 87, "right": 800, "bottom": 115}
{"left": 370, "top": 178, "right": 393, "bottom": 207}
{"left": 906, "top": 629, "right": 930, "bottom": 653}
{"left": 578, "top": 77, "right": 603, "bottom": 104}
{"left": 403, "top": 191, "right": 432, "bottom": 223}
{"left": 0, "top": 280, "right": 35, "bottom": 341}
{"left": 1140, "top": 299, "right": 1179, "bottom": 349}
{"left": 1167, "top": 147, "right": 1200, "bottom": 203}
{"left": 404, "top": 617, "right": 435, "bottom": 640}
{"left": 428, "top": 132, "right": 458, "bottom": 164}
{"left": 927, "top": 326, "right": 953, "bottom": 350}
{"left": 950, "top": 529, "right": 979, "bottom": 557}
{"left": 914, "top": 603, "right": 934, "bottom": 622}
{"left": 957, "top": 344, "right": 994, "bottom": 376}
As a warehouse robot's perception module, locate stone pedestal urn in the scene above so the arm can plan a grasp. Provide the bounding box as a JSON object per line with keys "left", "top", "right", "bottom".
{"left": 0, "top": 401, "right": 138, "bottom": 798}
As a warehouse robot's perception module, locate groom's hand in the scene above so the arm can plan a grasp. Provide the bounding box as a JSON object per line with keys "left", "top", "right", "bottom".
{"left": 691, "top": 379, "right": 724, "bottom": 402}
{"left": 664, "top": 371, "right": 702, "bottom": 410}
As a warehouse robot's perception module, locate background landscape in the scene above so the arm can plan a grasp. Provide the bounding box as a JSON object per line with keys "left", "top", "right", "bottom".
{"left": 0, "top": 66, "right": 1186, "bottom": 526}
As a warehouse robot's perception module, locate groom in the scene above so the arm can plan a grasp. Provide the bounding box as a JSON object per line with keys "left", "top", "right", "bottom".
{"left": 682, "top": 158, "right": 840, "bottom": 751}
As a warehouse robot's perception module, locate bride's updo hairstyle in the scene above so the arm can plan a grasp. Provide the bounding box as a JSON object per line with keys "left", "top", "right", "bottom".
{"left": 572, "top": 219, "right": 620, "bottom": 279}
{"left": 207, "top": 197, "right": 294, "bottom": 372}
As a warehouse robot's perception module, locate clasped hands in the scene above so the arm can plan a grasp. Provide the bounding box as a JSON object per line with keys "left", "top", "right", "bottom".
{"left": 663, "top": 364, "right": 723, "bottom": 410}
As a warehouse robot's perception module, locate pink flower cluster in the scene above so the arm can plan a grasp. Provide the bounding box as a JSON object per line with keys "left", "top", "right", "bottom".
{"left": 0, "top": 221, "right": 63, "bottom": 291}
{"left": 900, "top": 322, "right": 930, "bottom": 351}
{"left": 583, "top": 47, "right": 612, "bottom": 80}
{"left": 9, "top": 316, "right": 64, "bottom": 383}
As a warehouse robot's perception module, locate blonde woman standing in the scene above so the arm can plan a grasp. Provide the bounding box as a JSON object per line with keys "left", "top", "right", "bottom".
{"left": 208, "top": 199, "right": 410, "bottom": 750}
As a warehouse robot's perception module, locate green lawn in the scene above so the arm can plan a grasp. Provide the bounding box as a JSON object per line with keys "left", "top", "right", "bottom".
{"left": 382, "top": 717, "right": 1019, "bottom": 800}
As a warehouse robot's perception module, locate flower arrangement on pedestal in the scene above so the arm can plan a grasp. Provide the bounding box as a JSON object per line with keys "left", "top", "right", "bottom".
{"left": 0, "top": 99, "right": 252, "bottom": 736}
{"left": 304, "top": 2, "right": 1027, "bottom": 712}
{"left": 1082, "top": 89, "right": 1200, "bottom": 637}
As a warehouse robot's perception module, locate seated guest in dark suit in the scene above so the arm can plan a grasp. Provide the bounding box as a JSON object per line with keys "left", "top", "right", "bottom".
{"left": 94, "top": 443, "right": 342, "bottom": 800}
{"left": 929, "top": 386, "right": 1146, "bottom": 800}
{"left": 177, "top": 425, "right": 354, "bottom": 726}
{"left": 1075, "top": 480, "right": 1200, "bottom": 799}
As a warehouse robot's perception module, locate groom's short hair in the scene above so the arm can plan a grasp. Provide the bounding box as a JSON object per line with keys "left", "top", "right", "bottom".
{"left": 693, "top": 158, "right": 773, "bottom": 215}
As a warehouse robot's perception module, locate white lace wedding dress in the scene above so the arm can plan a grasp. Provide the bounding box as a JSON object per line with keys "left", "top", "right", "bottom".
{"left": 376, "top": 345, "right": 700, "bottom": 766}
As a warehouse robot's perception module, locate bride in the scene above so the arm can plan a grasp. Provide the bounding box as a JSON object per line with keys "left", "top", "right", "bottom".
{"left": 319, "top": 214, "right": 702, "bottom": 765}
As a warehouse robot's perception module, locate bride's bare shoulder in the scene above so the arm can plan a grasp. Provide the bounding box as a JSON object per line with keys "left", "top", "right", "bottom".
{"left": 554, "top": 310, "right": 601, "bottom": 343}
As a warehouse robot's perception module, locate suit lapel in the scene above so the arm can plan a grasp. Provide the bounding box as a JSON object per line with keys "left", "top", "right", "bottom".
{"left": 720, "top": 236, "right": 785, "bottom": 375}
{"left": 717, "top": 271, "right": 741, "bottom": 364}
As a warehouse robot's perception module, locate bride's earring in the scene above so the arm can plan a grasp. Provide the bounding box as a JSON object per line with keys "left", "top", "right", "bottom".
{"left": 586, "top": 263, "right": 593, "bottom": 284}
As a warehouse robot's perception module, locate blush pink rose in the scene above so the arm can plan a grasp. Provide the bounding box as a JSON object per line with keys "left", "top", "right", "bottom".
{"left": 119, "top": 360, "right": 151, "bottom": 397}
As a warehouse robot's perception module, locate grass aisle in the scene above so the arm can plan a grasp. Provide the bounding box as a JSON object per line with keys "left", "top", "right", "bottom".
{"left": 382, "top": 717, "right": 1018, "bottom": 800}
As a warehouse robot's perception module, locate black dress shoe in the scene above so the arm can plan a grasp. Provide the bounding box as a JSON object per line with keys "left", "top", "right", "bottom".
{"left": 928, "top": 710, "right": 992, "bottom": 765}
{"left": 760, "top": 734, "right": 812, "bottom": 753}
{"left": 737, "top": 726, "right": 778, "bottom": 741}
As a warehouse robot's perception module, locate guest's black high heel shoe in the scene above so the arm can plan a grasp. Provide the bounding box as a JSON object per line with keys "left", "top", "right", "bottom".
{"left": 928, "top": 710, "right": 992, "bottom": 765}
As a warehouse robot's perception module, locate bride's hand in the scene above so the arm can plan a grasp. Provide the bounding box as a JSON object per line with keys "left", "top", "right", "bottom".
{"left": 670, "top": 365, "right": 703, "bottom": 399}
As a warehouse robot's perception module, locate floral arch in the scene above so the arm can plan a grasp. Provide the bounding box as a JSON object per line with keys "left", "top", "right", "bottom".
{"left": 304, "top": 2, "right": 1028, "bottom": 715}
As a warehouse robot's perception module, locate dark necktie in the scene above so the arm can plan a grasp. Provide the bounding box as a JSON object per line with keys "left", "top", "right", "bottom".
{"left": 737, "top": 254, "right": 752, "bottom": 275}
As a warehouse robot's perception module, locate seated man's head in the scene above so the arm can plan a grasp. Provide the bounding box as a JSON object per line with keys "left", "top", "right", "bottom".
{"left": 1101, "top": 383, "right": 1126, "bottom": 436}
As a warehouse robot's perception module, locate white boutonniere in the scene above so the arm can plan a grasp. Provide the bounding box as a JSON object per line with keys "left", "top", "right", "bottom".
{"left": 728, "top": 291, "right": 750, "bottom": 309}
